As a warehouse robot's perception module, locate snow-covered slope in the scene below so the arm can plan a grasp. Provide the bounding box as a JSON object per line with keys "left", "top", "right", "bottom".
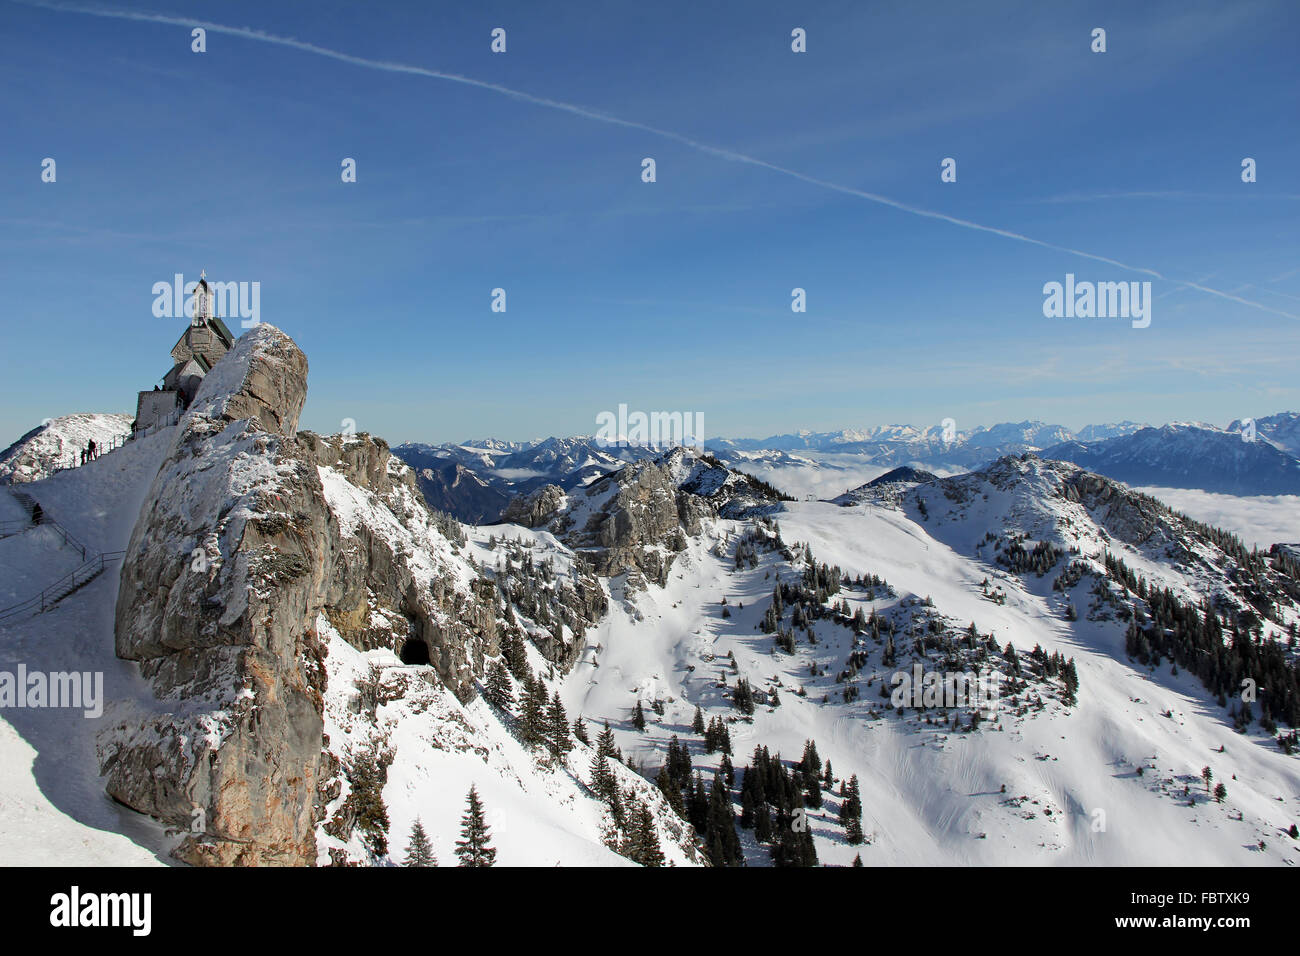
{"left": 0, "top": 425, "right": 178, "bottom": 865}
{"left": 315, "top": 616, "right": 698, "bottom": 867}
{"left": 0, "top": 413, "right": 133, "bottom": 485}
{"left": 560, "top": 452, "right": 1300, "bottom": 865}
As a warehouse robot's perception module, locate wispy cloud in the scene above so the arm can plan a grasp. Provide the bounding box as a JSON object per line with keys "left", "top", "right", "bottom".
{"left": 15, "top": 0, "right": 1300, "bottom": 322}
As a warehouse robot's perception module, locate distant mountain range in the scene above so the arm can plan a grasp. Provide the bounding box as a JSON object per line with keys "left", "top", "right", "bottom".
{"left": 1041, "top": 420, "right": 1300, "bottom": 496}
{"left": 391, "top": 413, "right": 1300, "bottom": 522}
{"left": 394, "top": 437, "right": 653, "bottom": 523}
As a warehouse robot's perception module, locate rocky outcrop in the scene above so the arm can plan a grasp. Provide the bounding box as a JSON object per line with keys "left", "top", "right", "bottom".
{"left": 98, "top": 326, "right": 502, "bottom": 866}
{"left": 306, "top": 431, "right": 500, "bottom": 699}
{"left": 502, "top": 448, "right": 784, "bottom": 587}
{"left": 102, "top": 325, "right": 323, "bottom": 866}
{"left": 501, "top": 483, "right": 566, "bottom": 528}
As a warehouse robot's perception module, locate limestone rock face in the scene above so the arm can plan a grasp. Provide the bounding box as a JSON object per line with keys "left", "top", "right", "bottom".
{"left": 186, "top": 325, "right": 308, "bottom": 437}
{"left": 103, "top": 326, "right": 325, "bottom": 865}
{"left": 501, "top": 483, "right": 566, "bottom": 528}
{"left": 503, "top": 447, "right": 784, "bottom": 588}
{"left": 306, "top": 431, "right": 500, "bottom": 700}
{"left": 99, "top": 326, "right": 502, "bottom": 866}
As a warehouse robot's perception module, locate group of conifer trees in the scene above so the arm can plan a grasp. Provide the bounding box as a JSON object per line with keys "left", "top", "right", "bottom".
{"left": 485, "top": 654, "right": 573, "bottom": 756}
{"left": 652, "top": 726, "right": 870, "bottom": 866}
{"left": 653, "top": 733, "right": 742, "bottom": 866}
{"left": 589, "top": 720, "right": 665, "bottom": 865}
{"left": 996, "top": 536, "right": 1064, "bottom": 576}
{"left": 1100, "top": 548, "right": 1300, "bottom": 730}
{"left": 482, "top": 643, "right": 667, "bottom": 865}
{"left": 738, "top": 743, "right": 818, "bottom": 865}
{"left": 401, "top": 784, "right": 497, "bottom": 867}
{"left": 1126, "top": 589, "right": 1300, "bottom": 731}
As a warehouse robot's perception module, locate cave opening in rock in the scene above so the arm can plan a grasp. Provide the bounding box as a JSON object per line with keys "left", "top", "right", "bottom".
{"left": 399, "top": 638, "right": 430, "bottom": 665}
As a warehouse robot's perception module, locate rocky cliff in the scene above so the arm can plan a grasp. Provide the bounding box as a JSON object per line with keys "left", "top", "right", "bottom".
{"left": 501, "top": 447, "right": 785, "bottom": 587}
{"left": 98, "top": 326, "right": 505, "bottom": 865}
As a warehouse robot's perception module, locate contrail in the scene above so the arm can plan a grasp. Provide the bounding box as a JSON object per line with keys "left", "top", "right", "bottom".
{"left": 18, "top": 0, "right": 1299, "bottom": 321}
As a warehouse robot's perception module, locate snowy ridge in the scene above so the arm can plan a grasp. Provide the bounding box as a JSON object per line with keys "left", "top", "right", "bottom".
{"left": 570, "top": 459, "right": 1300, "bottom": 864}
{"left": 0, "top": 413, "right": 133, "bottom": 484}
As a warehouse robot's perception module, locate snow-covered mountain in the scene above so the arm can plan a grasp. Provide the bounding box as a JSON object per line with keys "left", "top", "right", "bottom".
{"left": 0, "top": 413, "right": 133, "bottom": 484}
{"left": 407, "top": 459, "right": 513, "bottom": 524}
{"left": 962, "top": 420, "right": 1074, "bottom": 449}
{"left": 4, "top": 330, "right": 1298, "bottom": 868}
{"left": 3, "top": 326, "right": 699, "bottom": 867}
{"left": 394, "top": 418, "right": 1174, "bottom": 521}
{"left": 393, "top": 437, "right": 661, "bottom": 523}
{"left": 393, "top": 413, "right": 1300, "bottom": 526}
{"left": 1076, "top": 421, "right": 1148, "bottom": 442}
{"left": 1230, "top": 412, "right": 1300, "bottom": 458}
{"left": 1042, "top": 423, "right": 1300, "bottom": 495}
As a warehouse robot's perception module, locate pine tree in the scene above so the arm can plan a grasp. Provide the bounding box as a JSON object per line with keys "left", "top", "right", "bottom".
{"left": 572, "top": 715, "right": 590, "bottom": 746}
{"left": 705, "top": 771, "right": 743, "bottom": 866}
{"left": 840, "top": 773, "right": 864, "bottom": 845}
{"left": 596, "top": 721, "right": 618, "bottom": 760}
{"left": 547, "top": 691, "right": 572, "bottom": 757}
{"left": 688, "top": 772, "right": 710, "bottom": 835}
{"left": 755, "top": 799, "right": 773, "bottom": 843}
{"left": 630, "top": 804, "right": 665, "bottom": 867}
{"left": 348, "top": 744, "right": 391, "bottom": 859}
{"left": 591, "top": 748, "right": 622, "bottom": 827}
{"left": 799, "top": 740, "right": 822, "bottom": 776}
{"left": 503, "top": 631, "right": 529, "bottom": 681}
{"left": 520, "top": 676, "right": 547, "bottom": 745}
{"left": 656, "top": 763, "right": 686, "bottom": 819}
{"left": 403, "top": 819, "right": 437, "bottom": 867}
{"left": 733, "top": 678, "right": 755, "bottom": 715}
{"left": 720, "top": 752, "right": 735, "bottom": 788}
{"left": 632, "top": 699, "right": 647, "bottom": 731}
{"left": 455, "top": 785, "right": 496, "bottom": 867}
{"left": 804, "top": 771, "right": 823, "bottom": 809}
{"left": 740, "top": 787, "right": 757, "bottom": 829}
{"left": 692, "top": 705, "right": 706, "bottom": 734}
{"left": 484, "top": 659, "right": 514, "bottom": 713}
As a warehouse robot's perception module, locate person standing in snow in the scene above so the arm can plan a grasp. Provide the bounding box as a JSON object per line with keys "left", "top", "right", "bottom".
{"left": 31, "top": 503, "right": 43, "bottom": 526}
{"left": 87, "top": 439, "right": 96, "bottom": 461}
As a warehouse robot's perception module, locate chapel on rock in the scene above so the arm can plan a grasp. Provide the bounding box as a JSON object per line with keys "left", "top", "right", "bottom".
{"left": 134, "top": 271, "right": 235, "bottom": 434}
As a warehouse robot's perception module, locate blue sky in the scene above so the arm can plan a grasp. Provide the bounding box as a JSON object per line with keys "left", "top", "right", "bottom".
{"left": 2, "top": 0, "right": 1298, "bottom": 447}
